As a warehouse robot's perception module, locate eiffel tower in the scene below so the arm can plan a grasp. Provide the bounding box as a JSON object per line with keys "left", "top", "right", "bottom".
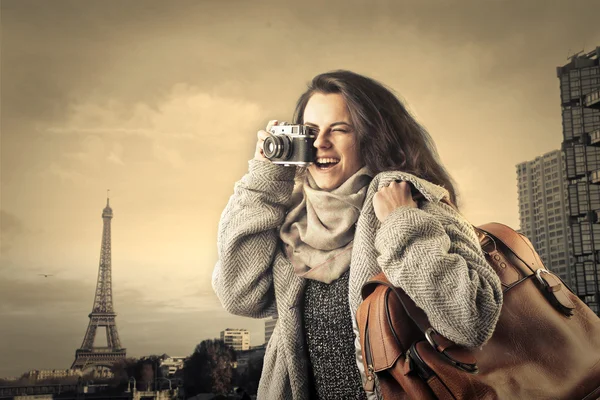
{"left": 72, "top": 194, "right": 126, "bottom": 370}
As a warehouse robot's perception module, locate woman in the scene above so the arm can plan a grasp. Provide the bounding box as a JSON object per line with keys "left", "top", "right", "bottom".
{"left": 212, "top": 70, "right": 503, "bottom": 399}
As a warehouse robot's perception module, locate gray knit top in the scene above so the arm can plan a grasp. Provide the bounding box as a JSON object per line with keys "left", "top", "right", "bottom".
{"left": 303, "top": 269, "right": 368, "bottom": 400}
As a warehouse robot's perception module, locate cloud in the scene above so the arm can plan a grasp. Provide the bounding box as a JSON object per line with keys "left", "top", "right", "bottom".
{"left": 108, "top": 142, "right": 125, "bottom": 165}
{"left": 45, "top": 84, "right": 263, "bottom": 141}
{"left": 42, "top": 162, "right": 89, "bottom": 184}
{"left": 107, "top": 152, "right": 125, "bottom": 165}
{"left": 152, "top": 142, "right": 183, "bottom": 169}
{"left": 0, "top": 210, "right": 27, "bottom": 255}
{"left": 42, "top": 84, "right": 264, "bottom": 175}
{"left": 63, "top": 135, "right": 125, "bottom": 166}
{"left": 0, "top": 272, "right": 220, "bottom": 320}
{"left": 0, "top": 275, "right": 94, "bottom": 316}
{"left": 1, "top": 210, "right": 25, "bottom": 235}
{"left": 46, "top": 126, "right": 159, "bottom": 138}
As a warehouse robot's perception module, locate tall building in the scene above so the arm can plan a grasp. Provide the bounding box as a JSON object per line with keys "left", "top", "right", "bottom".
{"left": 557, "top": 47, "right": 600, "bottom": 314}
{"left": 516, "top": 150, "right": 573, "bottom": 286}
{"left": 264, "top": 317, "right": 277, "bottom": 344}
{"left": 72, "top": 195, "right": 126, "bottom": 369}
{"left": 220, "top": 328, "right": 250, "bottom": 351}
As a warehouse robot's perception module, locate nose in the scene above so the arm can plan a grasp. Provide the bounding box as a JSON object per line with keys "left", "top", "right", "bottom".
{"left": 313, "top": 128, "right": 332, "bottom": 149}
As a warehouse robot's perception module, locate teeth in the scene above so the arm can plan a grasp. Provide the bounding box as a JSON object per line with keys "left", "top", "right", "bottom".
{"left": 316, "top": 158, "right": 340, "bottom": 164}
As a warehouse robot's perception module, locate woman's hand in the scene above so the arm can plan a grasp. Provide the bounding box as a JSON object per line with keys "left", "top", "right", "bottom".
{"left": 373, "top": 181, "right": 418, "bottom": 222}
{"left": 254, "top": 120, "right": 279, "bottom": 161}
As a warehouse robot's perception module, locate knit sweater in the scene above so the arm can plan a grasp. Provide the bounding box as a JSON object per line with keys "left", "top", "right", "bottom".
{"left": 303, "top": 269, "right": 367, "bottom": 399}
{"left": 213, "top": 160, "right": 503, "bottom": 400}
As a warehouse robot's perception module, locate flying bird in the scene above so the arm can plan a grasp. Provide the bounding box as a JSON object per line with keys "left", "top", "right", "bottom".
{"left": 38, "top": 274, "right": 53, "bottom": 278}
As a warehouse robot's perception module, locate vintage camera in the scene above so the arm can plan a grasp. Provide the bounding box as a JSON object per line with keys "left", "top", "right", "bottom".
{"left": 263, "top": 122, "right": 316, "bottom": 166}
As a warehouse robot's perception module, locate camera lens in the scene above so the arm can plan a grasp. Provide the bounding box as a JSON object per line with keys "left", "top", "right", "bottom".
{"left": 263, "top": 135, "right": 292, "bottom": 160}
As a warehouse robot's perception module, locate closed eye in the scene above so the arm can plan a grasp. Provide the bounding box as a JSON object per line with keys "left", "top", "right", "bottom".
{"left": 305, "top": 121, "right": 353, "bottom": 134}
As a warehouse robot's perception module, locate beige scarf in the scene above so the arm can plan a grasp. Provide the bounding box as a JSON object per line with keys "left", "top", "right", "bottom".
{"left": 280, "top": 166, "right": 373, "bottom": 283}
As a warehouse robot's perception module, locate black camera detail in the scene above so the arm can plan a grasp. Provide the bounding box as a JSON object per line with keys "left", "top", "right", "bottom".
{"left": 263, "top": 123, "right": 316, "bottom": 166}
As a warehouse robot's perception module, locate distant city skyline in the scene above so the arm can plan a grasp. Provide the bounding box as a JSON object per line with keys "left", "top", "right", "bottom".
{"left": 517, "top": 150, "right": 573, "bottom": 287}
{"left": 1, "top": 0, "right": 600, "bottom": 378}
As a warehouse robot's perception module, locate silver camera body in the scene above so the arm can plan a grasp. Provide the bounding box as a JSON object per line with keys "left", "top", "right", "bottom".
{"left": 263, "top": 123, "right": 316, "bottom": 166}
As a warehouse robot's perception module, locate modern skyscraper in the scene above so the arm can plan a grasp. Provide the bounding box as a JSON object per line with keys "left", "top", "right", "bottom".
{"left": 557, "top": 47, "right": 600, "bottom": 314}
{"left": 264, "top": 317, "right": 277, "bottom": 344}
{"left": 516, "top": 150, "right": 573, "bottom": 287}
{"left": 220, "top": 328, "right": 250, "bottom": 351}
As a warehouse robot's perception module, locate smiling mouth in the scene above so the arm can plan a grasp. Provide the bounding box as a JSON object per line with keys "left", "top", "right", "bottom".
{"left": 315, "top": 157, "right": 340, "bottom": 170}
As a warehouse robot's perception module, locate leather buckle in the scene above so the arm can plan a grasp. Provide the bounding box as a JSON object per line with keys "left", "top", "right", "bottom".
{"left": 535, "top": 268, "right": 575, "bottom": 317}
{"left": 425, "top": 327, "right": 438, "bottom": 349}
{"left": 479, "top": 231, "right": 497, "bottom": 255}
{"left": 535, "top": 268, "right": 551, "bottom": 286}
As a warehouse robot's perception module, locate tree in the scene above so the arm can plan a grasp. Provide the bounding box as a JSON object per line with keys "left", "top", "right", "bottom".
{"left": 110, "top": 356, "right": 166, "bottom": 391}
{"left": 110, "top": 357, "right": 139, "bottom": 389}
{"left": 234, "top": 355, "right": 263, "bottom": 395}
{"left": 140, "top": 363, "right": 154, "bottom": 390}
{"left": 182, "top": 339, "right": 236, "bottom": 396}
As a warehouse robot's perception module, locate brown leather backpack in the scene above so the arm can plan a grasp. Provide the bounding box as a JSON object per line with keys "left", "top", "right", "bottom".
{"left": 357, "top": 222, "right": 600, "bottom": 400}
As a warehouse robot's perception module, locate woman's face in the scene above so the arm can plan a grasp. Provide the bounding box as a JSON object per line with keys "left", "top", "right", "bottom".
{"left": 303, "top": 93, "right": 364, "bottom": 191}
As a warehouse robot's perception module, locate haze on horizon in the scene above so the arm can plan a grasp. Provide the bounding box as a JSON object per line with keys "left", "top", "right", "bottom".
{"left": 1, "top": 0, "right": 599, "bottom": 378}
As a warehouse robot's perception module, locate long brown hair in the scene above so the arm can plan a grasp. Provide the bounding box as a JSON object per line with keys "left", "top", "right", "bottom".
{"left": 293, "top": 70, "right": 459, "bottom": 207}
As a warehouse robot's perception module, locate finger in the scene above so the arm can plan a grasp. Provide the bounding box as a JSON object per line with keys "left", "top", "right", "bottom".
{"left": 391, "top": 180, "right": 412, "bottom": 194}
{"left": 265, "top": 120, "right": 279, "bottom": 132}
{"left": 378, "top": 183, "right": 395, "bottom": 193}
{"left": 255, "top": 142, "right": 267, "bottom": 159}
{"left": 401, "top": 182, "right": 412, "bottom": 194}
{"left": 383, "top": 179, "right": 405, "bottom": 188}
{"left": 257, "top": 130, "right": 271, "bottom": 141}
{"left": 255, "top": 129, "right": 269, "bottom": 158}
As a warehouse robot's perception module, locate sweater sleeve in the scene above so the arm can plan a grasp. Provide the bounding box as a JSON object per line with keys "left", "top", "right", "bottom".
{"left": 374, "top": 202, "right": 503, "bottom": 348}
{"left": 212, "top": 159, "right": 296, "bottom": 318}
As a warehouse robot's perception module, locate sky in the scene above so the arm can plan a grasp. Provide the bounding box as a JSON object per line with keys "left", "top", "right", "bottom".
{"left": 1, "top": 0, "right": 599, "bottom": 378}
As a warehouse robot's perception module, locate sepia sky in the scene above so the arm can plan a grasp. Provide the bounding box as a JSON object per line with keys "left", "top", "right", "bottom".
{"left": 1, "top": 0, "right": 599, "bottom": 377}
